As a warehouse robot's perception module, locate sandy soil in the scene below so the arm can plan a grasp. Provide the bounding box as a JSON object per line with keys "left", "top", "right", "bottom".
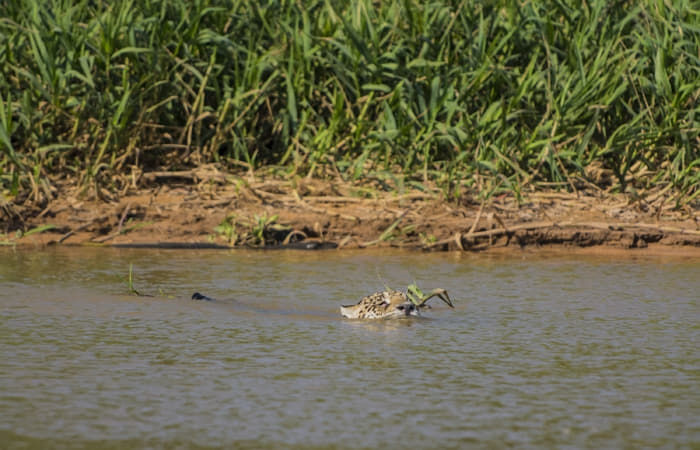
{"left": 3, "top": 167, "right": 700, "bottom": 254}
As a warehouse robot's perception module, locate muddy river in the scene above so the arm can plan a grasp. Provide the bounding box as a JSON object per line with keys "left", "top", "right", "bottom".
{"left": 1, "top": 248, "right": 698, "bottom": 448}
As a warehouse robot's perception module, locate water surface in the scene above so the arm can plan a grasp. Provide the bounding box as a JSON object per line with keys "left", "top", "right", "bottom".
{"left": 1, "top": 248, "right": 698, "bottom": 448}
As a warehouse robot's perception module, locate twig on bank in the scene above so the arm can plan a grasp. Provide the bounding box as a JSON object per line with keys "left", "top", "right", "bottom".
{"left": 492, "top": 212, "right": 508, "bottom": 233}
{"left": 454, "top": 232, "right": 464, "bottom": 251}
{"left": 58, "top": 216, "right": 110, "bottom": 243}
{"left": 116, "top": 203, "right": 131, "bottom": 235}
{"left": 58, "top": 223, "right": 89, "bottom": 243}
{"left": 360, "top": 210, "right": 408, "bottom": 247}
{"left": 337, "top": 235, "right": 353, "bottom": 249}
{"left": 292, "top": 190, "right": 358, "bottom": 221}
{"left": 143, "top": 170, "right": 199, "bottom": 181}
{"left": 302, "top": 196, "right": 363, "bottom": 203}
{"left": 467, "top": 201, "right": 485, "bottom": 235}
{"left": 91, "top": 204, "right": 133, "bottom": 243}
{"left": 142, "top": 167, "right": 227, "bottom": 184}
{"left": 92, "top": 233, "right": 118, "bottom": 243}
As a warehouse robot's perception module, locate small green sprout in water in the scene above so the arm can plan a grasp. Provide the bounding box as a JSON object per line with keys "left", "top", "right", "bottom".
{"left": 126, "top": 263, "right": 141, "bottom": 296}
{"left": 124, "top": 264, "right": 154, "bottom": 297}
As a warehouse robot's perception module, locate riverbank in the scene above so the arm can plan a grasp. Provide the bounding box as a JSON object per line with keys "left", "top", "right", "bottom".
{"left": 2, "top": 1, "right": 698, "bottom": 238}
{"left": 4, "top": 167, "right": 699, "bottom": 254}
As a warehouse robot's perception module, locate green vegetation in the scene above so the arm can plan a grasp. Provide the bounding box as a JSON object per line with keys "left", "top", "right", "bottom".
{"left": 406, "top": 282, "right": 453, "bottom": 309}
{"left": 126, "top": 263, "right": 140, "bottom": 295}
{"left": 214, "top": 212, "right": 291, "bottom": 246}
{"left": 406, "top": 281, "right": 426, "bottom": 306}
{"left": 1, "top": 0, "right": 698, "bottom": 206}
{"left": 0, "top": 224, "right": 55, "bottom": 245}
{"left": 124, "top": 262, "right": 155, "bottom": 296}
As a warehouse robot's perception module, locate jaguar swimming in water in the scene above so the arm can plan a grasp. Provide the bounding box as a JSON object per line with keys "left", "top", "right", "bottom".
{"left": 192, "top": 287, "right": 454, "bottom": 320}
{"left": 340, "top": 288, "right": 453, "bottom": 319}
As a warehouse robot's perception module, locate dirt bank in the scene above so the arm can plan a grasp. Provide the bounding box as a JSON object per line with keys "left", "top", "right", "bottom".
{"left": 3, "top": 167, "right": 699, "bottom": 254}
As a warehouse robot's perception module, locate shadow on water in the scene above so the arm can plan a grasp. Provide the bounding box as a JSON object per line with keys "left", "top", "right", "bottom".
{"left": 201, "top": 293, "right": 341, "bottom": 321}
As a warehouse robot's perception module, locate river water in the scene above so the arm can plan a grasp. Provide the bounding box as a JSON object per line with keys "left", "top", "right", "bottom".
{"left": 0, "top": 247, "right": 698, "bottom": 448}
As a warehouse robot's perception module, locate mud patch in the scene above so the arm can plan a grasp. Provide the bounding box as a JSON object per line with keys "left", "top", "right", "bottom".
{"left": 3, "top": 172, "right": 699, "bottom": 254}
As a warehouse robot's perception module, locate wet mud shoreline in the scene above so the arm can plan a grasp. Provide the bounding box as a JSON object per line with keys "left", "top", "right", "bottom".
{"left": 4, "top": 174, "right": 699, "bottom": 254}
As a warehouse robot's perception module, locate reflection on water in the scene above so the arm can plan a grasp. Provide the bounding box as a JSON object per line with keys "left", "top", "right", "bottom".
{"left": 1, "top": 248, "right": 698, "bottom": 448}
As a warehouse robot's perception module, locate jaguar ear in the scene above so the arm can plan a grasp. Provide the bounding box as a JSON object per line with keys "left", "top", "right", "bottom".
{"left": 381, "top": 291, "right": 393, "bottom": 304}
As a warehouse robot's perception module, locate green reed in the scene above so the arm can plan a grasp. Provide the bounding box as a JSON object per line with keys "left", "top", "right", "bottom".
{"left": 1, "top": 0, "right": 698, "bottom": 205}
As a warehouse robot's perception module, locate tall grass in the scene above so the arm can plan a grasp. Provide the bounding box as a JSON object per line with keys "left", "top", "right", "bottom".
{"left": 1, "top": 0, "right": 698, "bottom": 205}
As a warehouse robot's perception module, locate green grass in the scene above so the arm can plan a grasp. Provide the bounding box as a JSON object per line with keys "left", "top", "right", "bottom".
{"left": 214, "top": 212, "right": 291, "bottom": 246}
{"left": 0, "top": 224, "right": 56, "bottom": 245}
{"left": 126, "top": 263, "right": 140, "bottom": 296}
{"left": 1, "top": 0, "right": 698, "bottom": 207}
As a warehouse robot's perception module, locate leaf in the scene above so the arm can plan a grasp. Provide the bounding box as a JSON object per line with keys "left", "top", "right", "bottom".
{"left": 111, "top": 46, "right": 151, "bottom": 60}
{"left": 361, "top": 83, "right": 391, "bottom": 93}
{"left": 23, "top": 224, "right": 56, "bottom": 236}
{"left": 654, "top": 47, "right": 671, "bottom": 97}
